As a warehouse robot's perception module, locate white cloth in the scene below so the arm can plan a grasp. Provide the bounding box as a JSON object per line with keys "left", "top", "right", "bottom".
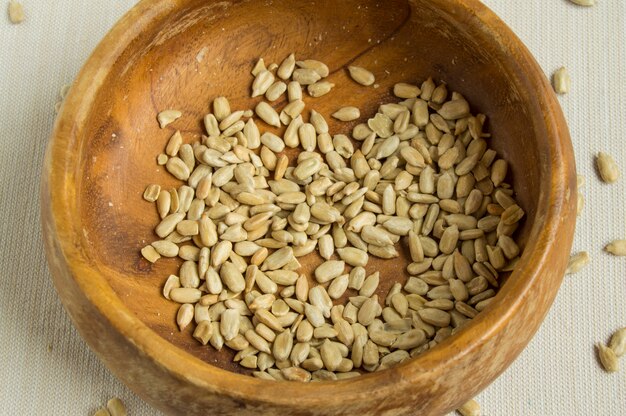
{"left": 0, "top": 1, "right": 624, "bottom": 415}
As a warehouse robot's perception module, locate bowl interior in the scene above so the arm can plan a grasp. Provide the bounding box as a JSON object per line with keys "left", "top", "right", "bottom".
{"left": 74, "top": 0, "right": 541, "bottom": 375}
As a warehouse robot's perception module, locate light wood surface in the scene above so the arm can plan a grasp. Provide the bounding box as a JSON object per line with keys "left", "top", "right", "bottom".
{"left": 41, "top": 0, "right": 576, "bottom": 414}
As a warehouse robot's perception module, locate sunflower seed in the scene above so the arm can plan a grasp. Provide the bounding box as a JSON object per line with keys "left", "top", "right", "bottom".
{"left": 568, "top": 0, "right": 596, "bottom": 6}
{"left": 392, "top": 83, "right": 420, "bottom": 99}
{"left": 252, "top": 70, "right": 275, "bottom": 97}
{"left": 597, "top": 343, "right": 619, "bottom": 372}
{"left": 596, "top": 152, "right": 620, "bottom": 183}
{"left": 105, "top": 398, "right": 126, "bottom": 416}
{"left": 605, "top": 240, "right": 626, "bottom": 256}
{"left": 176, "top": 304, "right": 194, "bottom": 331}
{"left": 457, "top": 399, "right": 480, "bottom": 416}
{"left": 292, "top": 68, "right": 321, "bottom": 85}
{"left": 308, "top": 81, "right": 335, "bottom": 97}
{"left": 565, "top": 251, "right": 590, "bottom": 275}
{"left": 348, "top": 66, "right": 375, "bottom": 86}
{"left": 266, "top": 81, "right": 287, "bottom": 101}
{"left": 418, "top": 308, "right": 450, "bottom": 327}
{"left": 320, "top": 340, "right": 343, "bottom": 371}
{"left": 609, "top": 328, "right": 626, "bottom": 357}
{"left": 157, "top": 110, "right": 182, "bottom": 128}
{"left": 438, "top": 99, "right": 470, "bottom": 120}
{"left": 332, "top": 107, "right": 360, "bottom": 121}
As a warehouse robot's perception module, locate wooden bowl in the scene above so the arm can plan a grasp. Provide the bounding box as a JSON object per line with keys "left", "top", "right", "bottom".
{"left": 41, "top": 0, "right": 576, "bottom": 414}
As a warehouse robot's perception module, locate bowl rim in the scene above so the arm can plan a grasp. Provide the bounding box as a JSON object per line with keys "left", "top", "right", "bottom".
{"left": 42, "top": 0, "right": 576, "bottom": 410}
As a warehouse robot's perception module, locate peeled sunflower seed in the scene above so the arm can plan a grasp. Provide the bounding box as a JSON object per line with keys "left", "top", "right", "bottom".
{"left": 567, "top": 0, "right": 596, "bottom": 5}
{"left": 609, "top": 327, "right": 626, "bottom": 357}
{"left": 456, "top": 399, "right": 480, "bottom": 416}
{"left": 255, "top": 102, "right": 281, "bottom": 128}
{"left": 604, "top": 240, "right": 626, "bottom": 256}
{"left": 552, "top": 67, "right": 571, "bottom": 95}
{"left": 596, "top": 152, "right": 620, "bottom": 183}
{"left": 332, "top": 107, "right": 361, "bottom": 121}
{"left": 348, "top": 65, "right": 375, "bottom": 86}
{"left": 565, "top": 251, "right": 590, "bottom": 275}
{"left": 106, "top": 398, "right": 127, "bottom": 416}
{"left": 8, "top": 1, "right": 25, "bottom": 23}
{"left": 277, "top": 53, "right": 296, "bottom": 80}
{"left": 157, "top": 110, "right": 182, "bottom": 128}
{"left": 296, "top": 59, "right": 329, "bottom": 77}
{"left": 308, "top": 81, "right": 335, "bottom": 97}
{"left": 252, "top": 70, "right": 275, "bottom": 97}
{"left": 597, "top": 343, "right": 619, "bottom": 373}
{"left": 292, "top": 68, "right": 321, "bottom": 85}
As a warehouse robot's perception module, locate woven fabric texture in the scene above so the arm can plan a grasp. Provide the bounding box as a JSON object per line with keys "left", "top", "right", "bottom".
{"left": 0, "top": 1, "right": 624, "bottom": 414}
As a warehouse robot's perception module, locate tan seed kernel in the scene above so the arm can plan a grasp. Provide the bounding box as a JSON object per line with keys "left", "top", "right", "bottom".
{"left": 609, "top": 327, "right": 626, "bottom": 357}
{"left": 8, "top": 0, "right": 25, "bottom": 23}
{"left": 605, "top": 240, "right": 626, "bottom": 256}
{"left": 568, "top": 0, "right": 596, "bottom": 6}
{"left": 565, "top": 251, "right": 590, "bottom": 275}
{"left": 596, "top": 152, "right": 620, "bottom": 183}
{"left": 277, "top": 53, "right": 296, "bottom": 80}
{"left": 552, "top": 67, "right": 571, "bottom": 95}
{"left": 348, "top": 65, "right": 375, "bottom": 86}
{"left": 296, "top": 59, "right": 329, "bottom": 77}
{"left": 308, "top": 81, "right": 335, "bottom": 97}
{"left": 457, "top": 399, "right": 480, "bottom": 416}
{"left": 332, "top": 107, "right": 361, "bottom": 121}
{"left": 255, "top": 102, "right": 281, "bottom": 128}
{"left": 157, "top": 110, "right": 182, "bottom": 128}
{"left": 597, "top": 343, "right": 619, "bottom": 373}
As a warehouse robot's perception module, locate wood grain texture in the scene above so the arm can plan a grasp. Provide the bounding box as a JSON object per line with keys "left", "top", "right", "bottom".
{"left": 41, "top": 0, "right": 576, "bottom": 414}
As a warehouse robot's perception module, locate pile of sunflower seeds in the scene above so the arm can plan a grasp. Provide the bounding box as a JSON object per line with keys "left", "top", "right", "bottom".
{"left": 141, "top": 53, "right": 523, "bottom": 382}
